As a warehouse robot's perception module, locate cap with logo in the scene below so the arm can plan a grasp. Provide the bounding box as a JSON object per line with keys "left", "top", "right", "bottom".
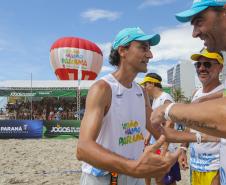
{"left": 112, "top": 27, "right": 160, "bottom": 50}
{"left": 175, "top": 0, "right": 226, "bottom": 23}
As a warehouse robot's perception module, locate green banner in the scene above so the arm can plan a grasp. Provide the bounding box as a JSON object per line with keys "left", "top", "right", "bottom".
{"left": 43, "top": 120, "right": 81, "bottom": 139}
{"left": 0, "top": 89, "right": 88, "bottom": 97}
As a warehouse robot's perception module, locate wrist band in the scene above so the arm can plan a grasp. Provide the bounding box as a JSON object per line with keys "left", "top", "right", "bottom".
{"left": 164, "top": 103, "right": 175, "bottom": 121}
{"left": 180, "top": 146, "right": 188, "bottom": 152}
{"left": 196, "top": 132, "right": 202, "bottom": 144}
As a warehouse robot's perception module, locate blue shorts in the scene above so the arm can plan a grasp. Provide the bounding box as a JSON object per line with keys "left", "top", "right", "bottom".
{"left": 163, "top": 161, "right": 181, "bottom": 185}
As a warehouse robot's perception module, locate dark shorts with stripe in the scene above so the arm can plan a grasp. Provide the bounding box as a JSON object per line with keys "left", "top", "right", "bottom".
{"left": 163, "top": 161, "right": 181, "bottom": 185}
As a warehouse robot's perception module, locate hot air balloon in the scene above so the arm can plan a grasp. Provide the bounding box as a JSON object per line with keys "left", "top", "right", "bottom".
{"left": 50, "top": 37, "right": 103, "bottom": 80}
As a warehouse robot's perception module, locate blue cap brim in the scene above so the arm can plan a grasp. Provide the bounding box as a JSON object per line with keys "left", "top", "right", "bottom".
{"left": 175, "top": 6, "right": 208, "bottom": 22}
{"left": 135, "top": 34, "right": 160, "bottom": 46}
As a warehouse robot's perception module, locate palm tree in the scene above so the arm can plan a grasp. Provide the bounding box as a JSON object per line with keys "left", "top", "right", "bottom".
{"left": 171, "top": 88, "right": 187, "bottom": 103}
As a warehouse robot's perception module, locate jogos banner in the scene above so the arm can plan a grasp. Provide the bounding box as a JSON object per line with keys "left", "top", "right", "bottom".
{"left": 0, "top": 120, "right": 43, "bottom": 139}
{"left": 43, "top": 120, "right": 81, "bottom": 139}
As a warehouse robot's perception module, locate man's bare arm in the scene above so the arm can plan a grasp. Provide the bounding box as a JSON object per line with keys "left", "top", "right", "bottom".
{"left": 193, "top": 91, "right": 223, "bottom": 103}
{"left": 77, "top": 80, "right": 180, "bottom": 178}
{"left": 76, "top": 80, "right": 136, "bottom": 175}
{"left": 151, "top": 97, "right": 226, "bottom": 138}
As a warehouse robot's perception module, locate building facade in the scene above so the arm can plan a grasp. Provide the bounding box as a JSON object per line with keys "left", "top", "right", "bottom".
{"left": 167, "top": 60, "right": 196, "bottom": 98}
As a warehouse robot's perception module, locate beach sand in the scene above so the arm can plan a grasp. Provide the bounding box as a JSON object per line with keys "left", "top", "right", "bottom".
{"left": 0, "top": 139, "right": 189, "bottom": 185}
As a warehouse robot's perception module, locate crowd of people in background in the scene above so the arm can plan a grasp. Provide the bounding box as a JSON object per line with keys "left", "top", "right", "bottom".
{"left": 3, "top": 97, "right": 86, "bottom": 120}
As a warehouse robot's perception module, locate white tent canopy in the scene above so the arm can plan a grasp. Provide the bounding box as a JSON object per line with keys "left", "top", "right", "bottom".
{"left": 0, "top": 80, "right": 95, "bottom": 90}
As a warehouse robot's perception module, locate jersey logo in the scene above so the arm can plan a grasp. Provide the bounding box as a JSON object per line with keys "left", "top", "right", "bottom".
{"left": 116, "top": 94, "right": 123, "bottom": 98}
{"left": 136, "top": 93, "right": 143, "bottom": 97}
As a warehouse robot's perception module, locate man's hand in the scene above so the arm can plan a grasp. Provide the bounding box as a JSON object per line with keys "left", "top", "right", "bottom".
{"left": 178, "top": 151, "right": 189, "bottom": 170}
{"left": 132, "top": 135, "right": 181, "bottom": 178}
{"left": 144, "top": 132, "right": 151, "bottom": 147}
{"left": 150, "top": 104, "right": 168, "bottom": 131}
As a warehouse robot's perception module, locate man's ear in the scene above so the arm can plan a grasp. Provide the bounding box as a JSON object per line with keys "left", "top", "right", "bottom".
{"left": 224, "top": 4, "right": 226, "bottom": 16}
{"left": 118, "top": 46, "right": 127, "bottom": 58}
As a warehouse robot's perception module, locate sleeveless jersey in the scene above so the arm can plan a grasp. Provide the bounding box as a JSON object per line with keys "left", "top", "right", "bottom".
{"left": 82, "top": 74, "right": 147, "bottom": 176}
{"left": 190, "top": 84, "right": 223, "bottom": 172}
{"left": 150, "top": 92, "right": 176, "bottom": 152}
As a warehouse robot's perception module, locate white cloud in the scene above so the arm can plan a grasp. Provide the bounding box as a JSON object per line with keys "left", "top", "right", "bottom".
{"left": 97, "top": 24, "right": 204, "bottom": 83}
{"left": 81, "top": 9, "right": 121, "bottom": 22}
{"left": 145, "top": 24, "right": 203, "bottom": 84}
{"left": 97, "top": 42, "right": 112, "bottom": 61}
{"left": 147, "top": 64, "right": 175, "bottom": 84}
{"left": 151, "top": 24, "right": 203, "bottom": 62}
{"left": 135, "top": 63, "right": 175, "bottom": 84}
{"left": 97, "top": 42, "right": 114, "bottom": 74}
{"left": 100, "top": 65, "right": 114, "bottom": 73}
{"left": 98, "top": 24, "right": 203, "bottom": 63}
{"left": 139, "top": 0, "right": 177, "bottom": 8}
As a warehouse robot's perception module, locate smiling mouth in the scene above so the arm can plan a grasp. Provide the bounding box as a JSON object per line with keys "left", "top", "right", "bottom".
{"left": 198, "top": 73, "right": 209, "bottom": 78}
{"left": 141, "top": 61, "right": 148, "bottom": 65}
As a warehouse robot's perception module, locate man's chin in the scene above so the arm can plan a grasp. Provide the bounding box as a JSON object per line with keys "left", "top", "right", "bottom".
{"left": 140, "top": 68, "right": 147, "bottom": 73}
{"left": 205, "top": 44, "right": 220, "bottom": 53}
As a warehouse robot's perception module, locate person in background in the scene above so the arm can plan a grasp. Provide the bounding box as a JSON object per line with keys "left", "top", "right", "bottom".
{"left": 180, "top": 48, "right": 223, "bottom": 185}
{"left": 140, "top": 73, "right": 181, "bottom": 185}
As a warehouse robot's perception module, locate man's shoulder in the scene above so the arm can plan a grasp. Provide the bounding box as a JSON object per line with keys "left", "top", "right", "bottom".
{"left": 161, "top": 92, "right": 174, "bottom": 102}
{"left": 90, "top": 79, "right": 111, "bottom": 93}
{"left": 86, "top": 80, "right": 112, "bottom": 108}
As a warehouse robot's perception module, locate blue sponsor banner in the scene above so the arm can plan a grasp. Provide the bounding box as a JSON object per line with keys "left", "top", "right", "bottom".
{"left": 0, "top": 120, "right": 43, "bottom": 139}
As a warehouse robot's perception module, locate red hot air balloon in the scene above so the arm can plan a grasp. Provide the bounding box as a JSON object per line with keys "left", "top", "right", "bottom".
{"left": 50, "top": 37, "right": 103, "bottom": 80}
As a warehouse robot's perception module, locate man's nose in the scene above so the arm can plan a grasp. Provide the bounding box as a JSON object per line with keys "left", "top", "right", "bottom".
{"left": 146, "top": 49, "right": 153, "bottom": 59}
{"left": 192, "top": 26, "right": 200, "bottom": 38}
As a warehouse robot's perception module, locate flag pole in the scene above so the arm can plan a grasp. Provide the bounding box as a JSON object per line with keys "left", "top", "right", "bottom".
{"left": 30, "top": 72, "right": 33, "bottom": 120}
{"left": 77, "top": 65, "right": 82, "bottom": 120}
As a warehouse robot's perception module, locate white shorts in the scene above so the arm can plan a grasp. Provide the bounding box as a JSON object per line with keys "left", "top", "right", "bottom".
{"left": 80, "top": 172, "right": 145, "bottom": 185}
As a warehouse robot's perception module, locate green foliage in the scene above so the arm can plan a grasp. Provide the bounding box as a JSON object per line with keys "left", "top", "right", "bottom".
{"left": 171, "top": 88, "right": 191, "bottom": 103}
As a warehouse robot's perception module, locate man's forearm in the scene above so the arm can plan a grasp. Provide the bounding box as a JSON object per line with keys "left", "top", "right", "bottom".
{"left": 76, "top": 140, "right": 134, "bottom": 176}
{"left": 169, "top": 98, "right": 226, "bottom": 138}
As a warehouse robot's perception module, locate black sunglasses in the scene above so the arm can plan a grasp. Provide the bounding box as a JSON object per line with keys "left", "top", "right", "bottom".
{"left": 194, "top": 61, "right": 218, "bottom": 69}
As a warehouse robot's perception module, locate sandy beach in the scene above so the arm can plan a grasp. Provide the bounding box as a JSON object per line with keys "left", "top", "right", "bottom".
{"left": 0, "top": 139, "right": 190, "bottom": 185}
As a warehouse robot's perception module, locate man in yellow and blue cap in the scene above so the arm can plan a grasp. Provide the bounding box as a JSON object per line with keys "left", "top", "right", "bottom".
{"left": 180, "top": 49, "right": 223, "bottom": 185}
{"left": 140, "top": 73, "right": 182, "bottom": 185}
{"left": 77, "top": 27, "right": 181, "bottom": 185}
{"left": 191, "top": 48, "right": 224, "bottom": 88}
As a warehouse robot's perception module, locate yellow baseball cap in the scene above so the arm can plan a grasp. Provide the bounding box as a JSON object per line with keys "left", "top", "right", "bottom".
{"left": 191, "top": 48, "right": 224, "bottom": 64}
{"left": 139, "top": 76, "right": 161, "bottom": 86}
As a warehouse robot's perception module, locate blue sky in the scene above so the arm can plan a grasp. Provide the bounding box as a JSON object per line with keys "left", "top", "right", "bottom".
{"left": 0, "top": 0, "right": 204, "bottom": 83}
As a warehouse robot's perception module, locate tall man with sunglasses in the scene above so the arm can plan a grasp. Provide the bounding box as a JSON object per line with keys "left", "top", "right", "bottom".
{"left": 183, "top": 48, "right": 223, "bottom": 185}
{"left": 151, "top": 0, "right": 226, "bottom": 184}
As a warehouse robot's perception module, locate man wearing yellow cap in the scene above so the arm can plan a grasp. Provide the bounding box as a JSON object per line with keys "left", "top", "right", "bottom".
{"left": 181, "top": 48, "right": 223, "bottom": 185}
{"left": 140, "top": 73, "right": 181, "bottom": 185}
{"left": 140, "top": 71, "right": 222, "bottom": 185}
{"left": 140, "top": 72, "right": 220, "bottom": 185}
